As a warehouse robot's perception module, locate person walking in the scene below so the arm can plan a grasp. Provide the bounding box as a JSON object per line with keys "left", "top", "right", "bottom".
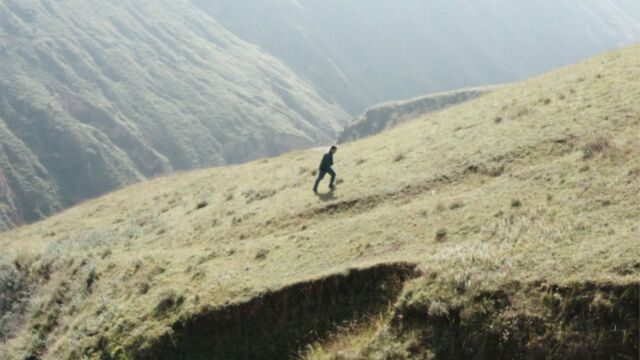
{"left": 313, "top": 146, "right": 337, "bottom": 193}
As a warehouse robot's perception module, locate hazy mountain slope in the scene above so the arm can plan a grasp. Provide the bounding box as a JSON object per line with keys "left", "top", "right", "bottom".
{"left": 0, "top": 46, "right": 638, "bottom": 359}
{"left": 338, "top": 86, "right": 499, "bottom": 143}
{"left": 0, "top": 0, "right": 347, "bottom": 231}
{"left": 195, "top": 0, "right": 640, "bottom": 114}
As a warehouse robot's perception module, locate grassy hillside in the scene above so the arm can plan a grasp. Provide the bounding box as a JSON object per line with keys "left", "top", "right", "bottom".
{"left": 196, "top": 0, "right": 640, "bottom": 114}
{"left": 1, "top": 47, "right": 639, "bottom": 359}
{"left": 0, "top": 0, "right": 346, "bottom": 231}
{"left": 338, "top": 86, "right": 499, "bottom": 143}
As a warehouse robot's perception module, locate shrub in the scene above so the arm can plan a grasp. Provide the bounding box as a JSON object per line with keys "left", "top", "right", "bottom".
{"left": 243, "top": 189, "right": 277, "bottom": 204}
{"left": 582, "top": 136, "right": 616, "bottom": 160}
{"left": 255, "top": 249, "right": 269, "bottom": 261}
{"left": 435, "top": 229, "right": 447, "bottom": 242}
{"left": 196, "top": 201, "right": 208, "bottom": 210}
{"left": 154, "top": 291, "right": 185, "bottom": 317}
{"left": 86, "top": 268, "right": 98, "bottom": 292}
{"left": 449, "top": 199, "right": 465, "bottom": 210}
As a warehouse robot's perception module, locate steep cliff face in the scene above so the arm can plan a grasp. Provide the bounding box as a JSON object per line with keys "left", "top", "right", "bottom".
{"left": 195, "top": 0, "right": 640, "bottom": 114}
{"left": 338, "top": 87, "right": 497, "bottom": 143}
{"left": 0, "top": 0, "right": 347, "bottom": 230}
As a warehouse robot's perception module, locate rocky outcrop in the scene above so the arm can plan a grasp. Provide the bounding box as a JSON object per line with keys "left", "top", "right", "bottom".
{"left": 339, "top": 87, "right": 497, "bottom": 143}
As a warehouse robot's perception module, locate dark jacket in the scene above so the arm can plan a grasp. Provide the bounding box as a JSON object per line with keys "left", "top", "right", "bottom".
{"left": 319, "top": 152, "right": 333, "bottom": 171}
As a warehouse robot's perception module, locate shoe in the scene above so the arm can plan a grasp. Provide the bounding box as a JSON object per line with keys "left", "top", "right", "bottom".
{"left": 329, "top": 184, "right": 335, "bottom": 189}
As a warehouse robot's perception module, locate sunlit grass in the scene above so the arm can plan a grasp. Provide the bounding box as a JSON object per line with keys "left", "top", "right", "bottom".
{"left": 0, "top": 46, "right": 639, "bottom": 359}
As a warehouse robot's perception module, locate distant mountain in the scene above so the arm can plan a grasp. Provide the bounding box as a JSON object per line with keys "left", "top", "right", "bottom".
{"left": 195, "top": 0, "right": 640, "bottom": 114}
{"left": 0, "top": 0, "right": 346, "bottom": 230}
{"left": 338, "top": 86, "right": 498, "bottom": 143}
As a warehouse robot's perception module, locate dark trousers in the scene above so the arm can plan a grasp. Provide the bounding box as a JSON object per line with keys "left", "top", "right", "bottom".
{"left": 313, "top": 168, "right": 336, "bottom": 191}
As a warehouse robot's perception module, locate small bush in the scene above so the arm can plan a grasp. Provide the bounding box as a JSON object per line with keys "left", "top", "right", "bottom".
{"left": 449, "top": 199, "right": 465, "bottom": 210}
{"left": 195, "top": 201, "right": 208, "bottom": 210}
{"left": 255, "top": 249, "right": 269, "bottom": 261}
{"left": 138, "top": 282, "right": 150, "bottom": 295}
{"left": 154, "top": 291, "right": 185, "bottom": 317}
{"left": 394, "top": 153, "right": 405, "bottom": 162}
{"left": 515, "top": 107, "right": 530, "bottom": 118}
{"left": 494, "top": 116, "right": 503, "bottom": 124}
{"left": 356, "top": 158, "right": 367, "bottom": 165}
{"left": 511, "top": 199, "right": 522, "bottom": 208}
{"left": 582, "top": 136, "right": 616, "bottom": 160}
{"left": 243, "top": 189, "right": 277, "bottom": 204}
{"left": 86, "top": 268, "right": 98, "bottom": 292}
{"left": 435, "top": 229, "right": 447, "bottom": 242}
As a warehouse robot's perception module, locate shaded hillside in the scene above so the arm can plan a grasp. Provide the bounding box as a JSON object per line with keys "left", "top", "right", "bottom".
{"left": 338, "top": 86, "right": 498, "bottom": 143}
{"left": 0, "top": 46, "right": 638, "bottom": 359}
{"left": 195, "top": 0, "right": 640, "bottom": 114}
{"left": 0, "top": 0, "right": 347, "bottom": 231}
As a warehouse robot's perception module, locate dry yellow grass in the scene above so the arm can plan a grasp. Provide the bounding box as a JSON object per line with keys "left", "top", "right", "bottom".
{"left": 1, "top": 46, "right": 639, "bottom": 359}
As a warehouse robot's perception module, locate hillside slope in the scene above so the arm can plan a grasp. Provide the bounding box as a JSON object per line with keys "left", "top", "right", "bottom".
{"left": 0, "top": 0, "right": 346, "bottom": 231}
{"left": 338, "top": 86, "right": 498, "bottom": 143}
{"left": 195, "top": 0, "right": 640, "bottom": 114}
{"left": 1, "top": 47, "right": 639, "bottom": 359}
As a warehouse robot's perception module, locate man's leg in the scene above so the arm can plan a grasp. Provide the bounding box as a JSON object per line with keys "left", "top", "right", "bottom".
{"left": 313, "top": 170, "right": 326, "bottom": 192}
{"left": 328, "top": 168, "right": 336, "bottom": 188}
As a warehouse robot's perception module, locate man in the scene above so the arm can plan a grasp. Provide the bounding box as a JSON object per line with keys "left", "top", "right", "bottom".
{"left": 313, "top": 146, "right": 337, "bottom": 193}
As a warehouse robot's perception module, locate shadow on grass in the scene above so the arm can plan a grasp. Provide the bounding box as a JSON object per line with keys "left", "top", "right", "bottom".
{"left": 315, "top": 188, "right": 336, "bottom": 202}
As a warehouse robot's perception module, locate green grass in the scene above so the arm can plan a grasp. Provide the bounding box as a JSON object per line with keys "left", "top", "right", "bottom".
{"left": 0, "top": 46, "right": 639, "bottom": 359}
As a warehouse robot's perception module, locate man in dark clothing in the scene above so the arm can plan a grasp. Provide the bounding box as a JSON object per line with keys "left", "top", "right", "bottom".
{"left": 313, "top": 146, "right": 337, "bottom": 193}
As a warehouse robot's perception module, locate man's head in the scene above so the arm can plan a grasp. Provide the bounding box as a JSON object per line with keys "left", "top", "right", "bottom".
{"left": 330, "top": 146, "right": 338, "bottom": 154}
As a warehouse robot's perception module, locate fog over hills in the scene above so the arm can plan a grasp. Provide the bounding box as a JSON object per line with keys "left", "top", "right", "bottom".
{"left": 0, "top": 0, "right": 346, "bottom": 230}
{"left": 198, "top": 0, "right": 640, "bottom": 114}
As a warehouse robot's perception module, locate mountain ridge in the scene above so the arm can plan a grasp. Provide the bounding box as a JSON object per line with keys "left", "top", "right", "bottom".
{"left": 338, "top": 85, "right": 501, "bottom": 143}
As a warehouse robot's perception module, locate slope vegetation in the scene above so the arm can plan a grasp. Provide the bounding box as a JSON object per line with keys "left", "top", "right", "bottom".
{"left": 0, "top": 0, "right": 346, "bottom": 231}
{"left": 1, "top": 47, "right": 639, "bottom": 359}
